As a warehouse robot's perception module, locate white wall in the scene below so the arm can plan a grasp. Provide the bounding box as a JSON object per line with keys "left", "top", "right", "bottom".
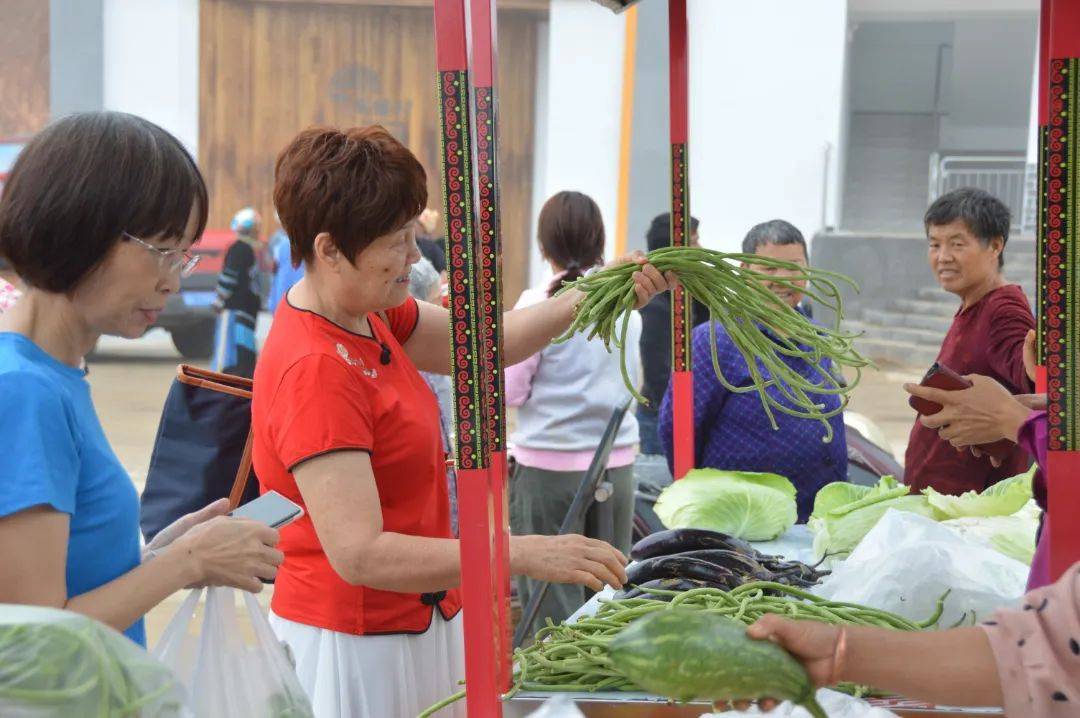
{"left": 686, "top": 0, "right": 848, "bottom": 251}
{"left": 940, "top": 15, "right": 1036, "bottom": 151}
{"left": 531, "top": 0, "right": 626, "bottom": 286}
{"left": 103, "top": 0, "right": 199, "bottom": 155}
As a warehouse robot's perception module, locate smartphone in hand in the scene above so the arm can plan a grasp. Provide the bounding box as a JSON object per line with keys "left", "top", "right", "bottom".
{"left": 909, "top": 362, "right": 1014, "bottom": 460}
{"left": 228, "top": 490, "right": 304, "bottom": 529}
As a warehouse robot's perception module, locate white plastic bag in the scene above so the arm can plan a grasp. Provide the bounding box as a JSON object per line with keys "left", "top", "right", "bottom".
{"left": 706, "top": 689, "right": 899, "bottom": 718}
{"left": 812, "top": 510, "right": 1029, "bottom": 627}
{"left": 525, "top": 695, "right": 587, "bottom": 718}
{"left": 153, "top": 588, "right": 313, "bottom": 718}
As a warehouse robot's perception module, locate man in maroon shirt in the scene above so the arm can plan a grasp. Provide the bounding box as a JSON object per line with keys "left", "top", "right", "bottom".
{"left": 905, "top": 188, "right": 1034, "bottom": 495}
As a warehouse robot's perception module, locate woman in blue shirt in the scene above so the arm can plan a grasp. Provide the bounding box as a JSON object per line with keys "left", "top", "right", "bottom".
{"left": 659, "top": 220, "right": 847, "bottom": 522}
{"left": 0, "top": 112, "right": 283, "bottom": 645}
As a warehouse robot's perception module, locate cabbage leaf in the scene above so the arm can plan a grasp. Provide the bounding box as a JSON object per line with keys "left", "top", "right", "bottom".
{"left": 654, "top": 469, "right": 797, "bottom": 541}
{"left": 924, "top": 467, "right": 1035, "bottom": 520}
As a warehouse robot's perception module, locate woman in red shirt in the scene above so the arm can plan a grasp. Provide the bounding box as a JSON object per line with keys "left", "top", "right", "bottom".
{"left": 254, "top": 126, "right": 674, "bottom": 718}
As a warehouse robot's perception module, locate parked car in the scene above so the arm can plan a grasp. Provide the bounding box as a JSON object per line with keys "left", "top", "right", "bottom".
{"left": 155, "top": 229, "right": 272, "bottom": 359}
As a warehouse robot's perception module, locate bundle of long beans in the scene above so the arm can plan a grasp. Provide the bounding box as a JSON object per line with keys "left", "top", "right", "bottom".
{"left": 417, "top": 581, "right": 948, "bottom": 716}
{"left": 557, "top": 247, "right": 871, "bottom": 442}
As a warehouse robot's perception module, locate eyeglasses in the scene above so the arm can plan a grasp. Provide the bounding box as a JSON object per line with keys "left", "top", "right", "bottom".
{"left": 122, "top": 232, "right": 201, "bottom": 278}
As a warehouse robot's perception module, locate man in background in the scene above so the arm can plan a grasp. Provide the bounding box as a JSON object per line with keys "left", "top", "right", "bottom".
{"left": 212, "top": 207, "right": 263, "bottom": 377}
{"left": 904, "top": 188, "right": 1035, "bottom": 495}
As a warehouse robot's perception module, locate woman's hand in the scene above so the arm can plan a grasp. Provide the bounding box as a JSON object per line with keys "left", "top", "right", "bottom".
{"left": 904, "top": 374, "right": 1031, "bottom": 447}
{"left": 603, "top": 251, "right": 678, "bottom": 309}
{"left": 143, "top": 498, "right": 231, "bottom": 561}
{"left": 748, "top": 615, "right": 842, "bottom": 687}
{"left": 705, "top": 616, "right": 844, "bottom": 714}
{"left": 509, "top": 534, "right": 628, "bottom": 592}
{"left": 170, "top": 516, "right": 284, "bottom": 593}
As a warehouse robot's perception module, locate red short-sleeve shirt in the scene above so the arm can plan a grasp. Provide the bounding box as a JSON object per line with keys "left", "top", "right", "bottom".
{"left": 252, "top": 297, "right": 461, "bottom": 635}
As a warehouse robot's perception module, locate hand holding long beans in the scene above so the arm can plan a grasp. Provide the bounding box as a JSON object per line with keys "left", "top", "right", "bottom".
{"left": 556, "top": 247, "right": 871, "bottom": 442}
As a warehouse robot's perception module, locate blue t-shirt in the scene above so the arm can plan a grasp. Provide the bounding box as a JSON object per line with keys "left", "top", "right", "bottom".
{"left": 0, "top": 334, "right": 145, "bottom": 645}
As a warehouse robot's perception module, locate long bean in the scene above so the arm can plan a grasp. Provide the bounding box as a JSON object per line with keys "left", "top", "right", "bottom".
{"left": 418, "top": 582, "right": 948, "bottom": 716}
{"left": 556, "top": 247, "right": 871, "bottom": 440}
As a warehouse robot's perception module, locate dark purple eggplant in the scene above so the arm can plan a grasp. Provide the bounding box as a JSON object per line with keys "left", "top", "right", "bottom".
{"left": 625, "top": 555, "right": 739, "bottom": 587}
{"left": 669, "top": 549, "right": 773, "bottom": 579}
{"left": 630, "top": 528, "right": 768, "bottom": 562}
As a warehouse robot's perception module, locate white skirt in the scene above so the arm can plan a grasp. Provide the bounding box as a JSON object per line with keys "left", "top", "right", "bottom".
{"left": 269, "top": 610, "right": 466, "bottom": 718}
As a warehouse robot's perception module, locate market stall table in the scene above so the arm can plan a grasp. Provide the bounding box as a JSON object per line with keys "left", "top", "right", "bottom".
{"left": 501, "top": 693, "right": 1003, "bottom": 717}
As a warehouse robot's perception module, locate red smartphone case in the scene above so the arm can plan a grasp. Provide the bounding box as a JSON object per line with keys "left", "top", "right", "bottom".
{"left": 909, "top": 363, "right": 1014, "bottom": 460}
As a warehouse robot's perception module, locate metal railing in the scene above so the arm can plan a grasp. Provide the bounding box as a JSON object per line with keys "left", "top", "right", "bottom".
{"left": 928, "top": 152, "right": 1030, "bottom": 234}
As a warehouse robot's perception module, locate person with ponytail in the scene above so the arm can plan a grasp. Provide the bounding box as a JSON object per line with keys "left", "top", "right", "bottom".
{"left": 505, "top": 190, "right": 643, "bottom": 635}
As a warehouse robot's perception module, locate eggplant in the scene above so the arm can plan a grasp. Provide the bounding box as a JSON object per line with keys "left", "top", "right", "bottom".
{"left": 630, "top": 528, "right": 767, "bottom": 562}
{"left": 669, "top": 549, "right": 773, "bottom": 579}
{"left": 625, "top": 555, "right": 738, "bottom": 587}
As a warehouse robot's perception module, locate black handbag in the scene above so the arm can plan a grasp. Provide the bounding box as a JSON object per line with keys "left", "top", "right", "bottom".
{"left": 140, "top": 365, "right": 258, "bottom": 542}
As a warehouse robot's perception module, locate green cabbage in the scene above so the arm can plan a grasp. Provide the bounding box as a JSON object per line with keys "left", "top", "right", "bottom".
{"left": 942, "top": 501, "right": 1041, "bottom": 564}
{"left": 924, "top": 467, "right": 1035, "bottom": 520}
{"left": 809, "top": 469, "right": 1038, "bottom": 560}
{"left": 654, "top": 469, "right": 797, "bottom": 541}
{"left": 810, "top": 494, "right": 937, "bottom": 559}
{"left": 810, "top": 476, "right": 905, "bottom": 521}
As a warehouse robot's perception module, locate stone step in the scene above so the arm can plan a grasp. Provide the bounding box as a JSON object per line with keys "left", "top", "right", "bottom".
{"left": 861, "top": 306, "right": 952, "bottom": 332}
{"left": 916, "top": 286, "right": 955, "bottom": 302}
{"left": 899, "top": 313, "right": 953, "bottom": 333}
{"left": 852, "top": 336, "right": 940, "bottom": 368}
{"left": 849, "top": 315, "right": 945, "bottom": 346}
{"left": 892, "top": 298, "right": 956, "bottom": 318}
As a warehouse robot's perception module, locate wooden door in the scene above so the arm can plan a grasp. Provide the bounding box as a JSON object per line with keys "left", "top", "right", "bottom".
{"left": 199, "top": 0, "right": 544, "bottom": 303}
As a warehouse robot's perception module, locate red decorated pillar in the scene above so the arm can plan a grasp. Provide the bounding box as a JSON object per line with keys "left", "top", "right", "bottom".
{"left": 668, "top": 0, "right": 694, "bottom": 480}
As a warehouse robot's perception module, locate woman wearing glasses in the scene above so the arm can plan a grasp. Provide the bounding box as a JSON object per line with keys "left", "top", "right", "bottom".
{"left": 0, "top": 111, "right": 282, "bottom": 646}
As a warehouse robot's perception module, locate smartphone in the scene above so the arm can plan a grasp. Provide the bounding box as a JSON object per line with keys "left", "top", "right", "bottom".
{"left": 228, "top": 490, "right": 304, "bottom": 529}
{"left": 909, "top": 362, "right": 1013, "bottom": 460}
{"left": 908, "top": 362, "right": 971, "bottom": 416}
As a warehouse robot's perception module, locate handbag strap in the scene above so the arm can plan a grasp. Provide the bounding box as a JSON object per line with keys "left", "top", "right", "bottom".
{"left": 227, "top": 425, "right": 256, "bottom": 509}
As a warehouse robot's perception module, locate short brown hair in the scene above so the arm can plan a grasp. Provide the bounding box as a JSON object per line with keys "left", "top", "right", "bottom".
{"left": 273, "top": 126, "right": 428, "bottom": 265}
{"left": 0, "top": 112, "right": 208, "bottom": 293}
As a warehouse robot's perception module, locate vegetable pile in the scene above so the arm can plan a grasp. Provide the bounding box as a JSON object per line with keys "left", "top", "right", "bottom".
{"left": 809, "top": 470, "right": 1036, "bottom": 561}
{"left": 556, "top": 247, "right": 871, "bottom": 441}
{"left": 0, "top": 604, "right": 186, "bottom": 718}
{"left": 419, "top": 581, "right": 948, "bottom": 716}
{"left": 654, "top": 469, "right": 799, "bottom": 542}
{"left": 615, "top": 528, "right": 829, "bottom": 599}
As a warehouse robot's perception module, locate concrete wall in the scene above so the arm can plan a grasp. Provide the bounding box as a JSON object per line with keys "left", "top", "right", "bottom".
{"left": 811, "top": 232, "right": 1037, "bottom": 325}
{"left": 532, "top": 0, "right": 626, "bottom": 283}
{"left": 624, "top": 0, "right": 670, "bottom": 256}
{"left": 940, "top": 15, "right": 1037, "bottom": 151}
{"left": 102, "top": 0, "right": 200, "bottom": 154}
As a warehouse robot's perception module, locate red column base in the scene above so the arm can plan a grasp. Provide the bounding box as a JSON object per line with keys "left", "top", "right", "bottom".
{"left": 1047, "top": 451, "right": 1080, "bottom": 581}
{"left": 672, "top": 371, "right": 694, "bottom": 480}
{"left": 456, "top": 467, "right": 502, "bottom": 717}
{"left": 489, "top": 451, "right": 512, "bottom": 692}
